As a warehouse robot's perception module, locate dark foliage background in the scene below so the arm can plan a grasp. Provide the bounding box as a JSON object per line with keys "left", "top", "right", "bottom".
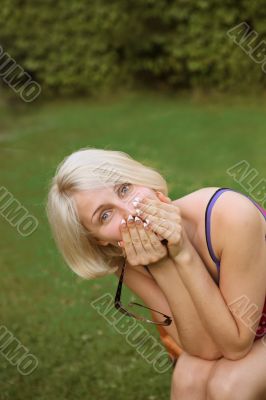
{"left": 1, "top": 0, "right": 266, "bottom": 98}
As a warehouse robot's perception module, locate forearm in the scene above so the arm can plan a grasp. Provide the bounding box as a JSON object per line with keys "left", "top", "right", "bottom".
{"left": 173, "top": 244, "right": 243, "bottom": 359}
{"left": 148, "top": 256, "right": 223, "bottom": 360}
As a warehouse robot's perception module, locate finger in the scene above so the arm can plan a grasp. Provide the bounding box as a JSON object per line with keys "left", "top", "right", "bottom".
{"left": 136, "top": 202, "right": 169, "bottom": 220}
{"left": 141, "top": 213, "right": 178, "bottom": 240}
{"left": 142, "top": 197, "right": 179, "bottom": 212}
{"left": 122, "top": 216, "right": 168, "bottom": 264}
{"left": 126, "top": 215, "right": 146, "bottom": 255}
{"left": 155, "top": 232, "right": 164, "bottom": 240}
{"left": 135, "top": 200, "right": 181, "bottom": 231}
{"left": 134, "top": 216, "right": 154, "bottom": 252}
{"left": 142, "top": 196, "right": 174, "bottom": 210}
{"left": 135, "top": 218, "right": 168, "bottom": 260}
{"left": 143, "top": 222, "right": 168, "bottom": 253}
{"left": 136, "top": 198, "right": 180, "bottom": 220}
{"left": 120, "top": 218, "right": 137, "bottom": 259}
{"left": 156, "top": 191, "right": 172, "bottom": 204}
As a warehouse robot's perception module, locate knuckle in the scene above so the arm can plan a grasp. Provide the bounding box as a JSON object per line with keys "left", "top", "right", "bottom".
{"left": 157, "top": 220, "right": 165, "bottom": 229}
{"left": 129, "top": 258, "right": 138, "bottom": 266}
{"left": 176, "top": 225, "right": 182, "bottom": 233}
{"left": 160, "top": 225, "right": 168, "bottom": 233}
{"left": 141, "top": 238, "right": 150, "bottom": 246}
{"left": 132, "top": 238, "right": 141, "bottom": 246}
{"left": 150, "top": 206, "right": 157, "bottom": 215}
{"left": 153, "top": 241, "right": 161, "bottom": 249}
{"left": 127, "top": 256, "right": 134, "bottom": 265}
{"left": 170, "top": 233, "right": 181, "bottom": 243}
{"left": 164, "top": 231, "right": 172, "bottom": 239}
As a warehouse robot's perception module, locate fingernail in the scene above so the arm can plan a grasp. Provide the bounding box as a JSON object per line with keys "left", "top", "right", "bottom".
{"left": 127, "top": 214, "right": 134, "bottom": 223}
{"left": 143, "top": 222, "right": 148, "bottom": 229}
{"left": 145, "top": 218, "right": 151, "bottom": 229}
{"left": 134, "top": 216, "right": 142, "bottom": 224}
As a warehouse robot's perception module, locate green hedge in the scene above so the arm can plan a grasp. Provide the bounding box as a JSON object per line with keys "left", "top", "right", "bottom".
{"left": 0, "top": 0, "right": 266, "bottom": 98}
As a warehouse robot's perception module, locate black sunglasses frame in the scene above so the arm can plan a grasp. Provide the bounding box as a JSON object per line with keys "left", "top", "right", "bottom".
{"left": 114, "top": 256, "right": 172, "bottom": 326}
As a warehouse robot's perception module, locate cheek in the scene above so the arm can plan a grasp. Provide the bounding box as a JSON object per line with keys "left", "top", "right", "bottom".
{"left": 100, "top": 216, "right": 123, "bottom": 240}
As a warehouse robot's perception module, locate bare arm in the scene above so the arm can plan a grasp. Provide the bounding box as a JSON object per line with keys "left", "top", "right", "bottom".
{"left": 114, "top": 263, "right": 182, "bottom": 349}
{"left": 168, "top": 201, "right": 266, "bottom": 361}
{"left": 146, "top": 256, "right": 223, "bottom": 360}
{"left": 132, "top": 189, "right": 266, "bottom": 360}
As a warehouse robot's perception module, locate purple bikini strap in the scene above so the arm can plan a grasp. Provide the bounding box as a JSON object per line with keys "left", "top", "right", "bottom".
{"left": 205, "top": 187, "right": 266, "bottom": 282}
{"left": 205, "top": 188, "right": 232, "bottom": 271}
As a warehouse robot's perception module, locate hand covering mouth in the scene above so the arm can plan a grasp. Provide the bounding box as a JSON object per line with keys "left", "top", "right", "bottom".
{"left": 134, "top": 215, "right": 165, "bottom": 241}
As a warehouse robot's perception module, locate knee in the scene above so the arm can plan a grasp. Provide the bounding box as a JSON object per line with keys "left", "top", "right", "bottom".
{"left": 171, "top": 353, "right": 209, "bottom": 397}
{"left": 207, "top": 370, "right": 241, "bottom": 400}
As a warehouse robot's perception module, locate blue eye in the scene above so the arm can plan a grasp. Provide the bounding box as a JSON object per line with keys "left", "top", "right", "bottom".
{"left": 119, "top": 183, "right": 132, "bottom": 197}
{"left": 100, "top": 210, "right": 111, "bottom": 223}
{"left": 99, "top": 184, "right": 132, "bottom": 224}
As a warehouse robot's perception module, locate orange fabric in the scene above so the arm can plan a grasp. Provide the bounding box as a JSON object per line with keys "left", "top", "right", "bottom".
{"left": 156, "top": 325, "right": 183, "bottom": 359}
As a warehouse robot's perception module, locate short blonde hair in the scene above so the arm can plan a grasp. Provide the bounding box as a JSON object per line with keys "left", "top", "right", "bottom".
{"left": 45, "top": 146, "right": 168, "bottom": 280}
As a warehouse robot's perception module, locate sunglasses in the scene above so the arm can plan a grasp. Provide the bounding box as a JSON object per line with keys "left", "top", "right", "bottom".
{"left": 114, "top": 256, "right": 172, "bottom": 326}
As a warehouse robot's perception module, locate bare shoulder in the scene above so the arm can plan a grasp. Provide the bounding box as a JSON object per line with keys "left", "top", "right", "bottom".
{"left": 207, "top": 189, "right": 266, "bottom": 248}
{"left": 172, "top": 186, "right": 266, "bottom": 273}
{"left": 189, "top": 186, "right": 265, "bottom": 224}
{"left": 171, "top": 186, "right": 221, "bottom": 210}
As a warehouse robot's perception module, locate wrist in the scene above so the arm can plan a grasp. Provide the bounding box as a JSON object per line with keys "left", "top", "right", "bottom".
{"left": 145, "top": 255, "right": 176, "bottom": 280}
{"left": 172, "top": 241, "right": 195, "bottom": 266}
{"left": 173, "top": 250, "right": 193, "bottom": 266}
{"left": 148, "top": 253, "right": 173, "bottom": 269}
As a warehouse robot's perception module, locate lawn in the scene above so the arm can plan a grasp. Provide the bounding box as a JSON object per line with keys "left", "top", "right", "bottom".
{"left": 0, "top": 90, "right": 265, "bottom": 400}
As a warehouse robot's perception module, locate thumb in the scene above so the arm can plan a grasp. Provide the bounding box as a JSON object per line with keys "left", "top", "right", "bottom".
{"left": 156, "top": 191, "right": 172, "bottom": 204}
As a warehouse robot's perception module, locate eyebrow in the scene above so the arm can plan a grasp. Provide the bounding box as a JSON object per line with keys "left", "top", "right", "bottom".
{"left": 91, "top": 204, "right": 107, "bottom": 224}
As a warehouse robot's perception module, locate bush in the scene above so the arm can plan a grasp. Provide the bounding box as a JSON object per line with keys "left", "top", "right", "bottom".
{"left": 0, "top": 0, "right": 265, "bottom": 98}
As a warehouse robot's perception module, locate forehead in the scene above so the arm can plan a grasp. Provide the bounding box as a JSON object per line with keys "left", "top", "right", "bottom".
{"left": 72, "top": 187, "right": 113, "bottom": 214}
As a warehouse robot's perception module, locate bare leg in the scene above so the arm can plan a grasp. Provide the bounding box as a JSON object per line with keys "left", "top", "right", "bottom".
{"left": 206, "top": 337, "right": 266, "bottom": 400}
{"left": 170, "top": 351, "right": 217, "bottom": 400}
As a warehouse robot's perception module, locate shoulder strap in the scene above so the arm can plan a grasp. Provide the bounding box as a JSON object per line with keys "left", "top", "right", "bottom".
{"left": 205, "top": 187, "right": 266, "bottom": 281}
{"left": 205, "top": 188, "right": 232, "bottom": 275}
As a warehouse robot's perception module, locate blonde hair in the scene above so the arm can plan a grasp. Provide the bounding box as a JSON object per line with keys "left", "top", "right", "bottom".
{"left": 45, "top": 146, "right": 168, "bottom": 280}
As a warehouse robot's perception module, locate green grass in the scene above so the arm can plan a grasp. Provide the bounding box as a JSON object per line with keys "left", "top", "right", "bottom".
{"left": 0, "top": 90, "right": 266, "bottom": 400}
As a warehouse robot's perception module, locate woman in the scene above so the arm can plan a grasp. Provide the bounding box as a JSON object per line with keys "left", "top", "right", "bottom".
{"left": 46, "top": 147, "right": 266, "bottom": 400}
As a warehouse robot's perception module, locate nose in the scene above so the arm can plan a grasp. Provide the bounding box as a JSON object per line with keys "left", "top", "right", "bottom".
{"left": 119, "top": 200, "right": 137, "bottom": 220}
{"left": 122, "top": 207, "right": 137, "bottom": 220}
